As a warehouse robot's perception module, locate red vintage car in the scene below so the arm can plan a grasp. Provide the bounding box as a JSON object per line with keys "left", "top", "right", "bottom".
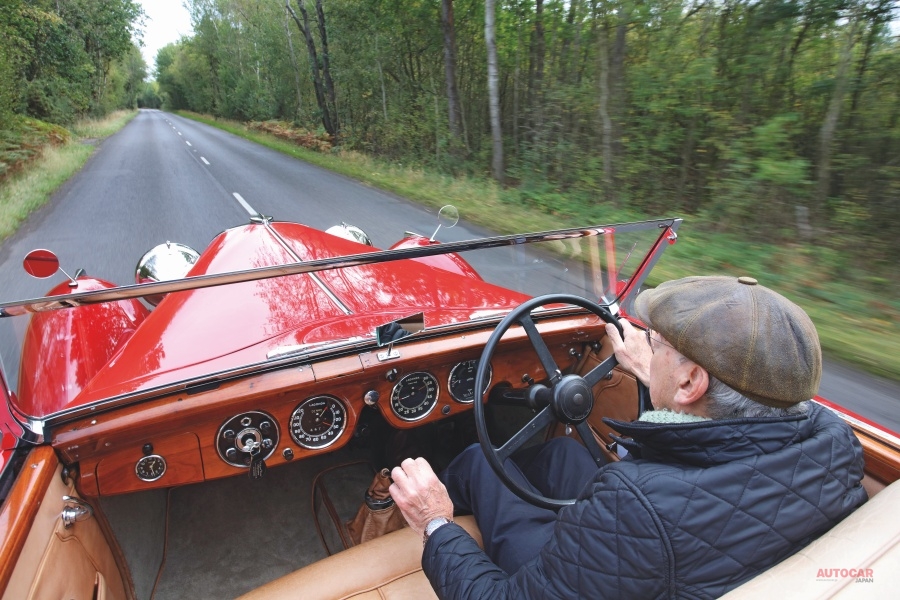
{"left": 0, "top": 209, "right": 897, "bottom": 599}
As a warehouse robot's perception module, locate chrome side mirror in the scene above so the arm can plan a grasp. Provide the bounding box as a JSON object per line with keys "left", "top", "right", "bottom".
{"left": 135, "top": 241, "right": 200, "bottom": 306}
{"left": 23, "top": 249, "right": 79, "bottom": 287}
{"left": 23, "top": 249, "right": 60, "bottom": 278}
{"left": 430, "top": 205, "right": 459, "bottom": 241}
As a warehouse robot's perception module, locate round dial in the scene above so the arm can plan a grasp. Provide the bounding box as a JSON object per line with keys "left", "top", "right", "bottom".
{"left": 135, "top": 455, "right": 167, "bottom": 482}
{"left": 290, "top": 396, "right": 347, "bottom": 449}
{"left": 448, "top": 360, "right": 493, "bottom": 403}
{"left": 391, "top": 371, "right": 439, "bottom": 421}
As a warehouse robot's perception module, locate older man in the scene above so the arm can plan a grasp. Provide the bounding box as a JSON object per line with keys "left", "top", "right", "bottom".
{"left": 390, "top": 276, "right": 867, "bottom": 599}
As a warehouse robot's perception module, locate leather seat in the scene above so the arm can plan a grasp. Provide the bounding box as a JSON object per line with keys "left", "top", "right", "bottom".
{"left": 241, "top": 481, "right": 900, "bottom": 599}
{"left": 236, "top": 516, "right": 481, "bottom": 600}
{"left": 722, "top": 478, "right": 900, "bottom": 598}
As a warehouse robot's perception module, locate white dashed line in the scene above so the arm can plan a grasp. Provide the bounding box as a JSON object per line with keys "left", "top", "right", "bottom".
{"left": 185, "top": 141, "right": 192, "bottom": 146}
{"left": 178, "top": 132, "right": 182, "bottom": 136}
{"left": 232, "top": 192, "right": 260, "bottom": 217}
{"left": 201, "top": 157, "right": 210, "bottom": 165}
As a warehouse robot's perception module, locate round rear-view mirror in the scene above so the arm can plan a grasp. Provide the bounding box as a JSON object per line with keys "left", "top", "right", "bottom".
{"left": 23, "top": 249, "right": 60, "bottom": 279}
{"left": 438, "top": 205, "right": 459, "bottom": 229}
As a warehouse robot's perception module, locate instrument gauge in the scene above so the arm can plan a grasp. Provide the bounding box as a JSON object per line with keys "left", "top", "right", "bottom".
{"left": 135, "top": 455, "right": 167, "bottom": 482}
{"left": 290, "top": 396, "right": 347, "bottom": 449}
{"left": 390, "top": 371, "right": 439, "bottom": 421}
{"left": 449, "top": 360, "right": 492, "bottom": 404}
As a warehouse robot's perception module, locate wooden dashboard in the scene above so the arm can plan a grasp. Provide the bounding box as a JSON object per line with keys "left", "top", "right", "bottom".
{"left": 51, "top": 315, "right": 607, "bottom": 498}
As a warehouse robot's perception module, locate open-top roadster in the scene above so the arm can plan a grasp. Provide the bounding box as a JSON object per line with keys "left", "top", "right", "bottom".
{"left": 0, "top": 208, "right": 898, "bottom": 599}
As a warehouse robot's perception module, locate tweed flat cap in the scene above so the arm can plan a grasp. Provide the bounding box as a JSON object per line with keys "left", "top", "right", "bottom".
{"left": 633, "top": 276, "right": 822, "bottom": 407}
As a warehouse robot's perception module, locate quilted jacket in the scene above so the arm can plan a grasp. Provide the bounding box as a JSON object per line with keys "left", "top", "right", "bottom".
{"left": 423, "top": 403, "right": 867, "bottom": 599}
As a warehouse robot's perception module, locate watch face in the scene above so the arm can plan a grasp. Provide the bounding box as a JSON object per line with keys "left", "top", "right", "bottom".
{"left": 425, "top": 517, "right": 451, "bottom": 539}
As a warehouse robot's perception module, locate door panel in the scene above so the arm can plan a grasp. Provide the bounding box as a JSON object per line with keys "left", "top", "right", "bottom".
{"left": 1, "top": 446, "right": 127, "bottom": 600}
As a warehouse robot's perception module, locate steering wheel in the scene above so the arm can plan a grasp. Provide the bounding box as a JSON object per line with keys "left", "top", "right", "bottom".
{"left": 473, "top": 294, "right": 650, "bottom": 510}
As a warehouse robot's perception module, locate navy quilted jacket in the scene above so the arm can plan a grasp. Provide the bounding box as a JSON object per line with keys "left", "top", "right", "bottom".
{"left": 423, "top": 403, "right": 866, "bottom": 599}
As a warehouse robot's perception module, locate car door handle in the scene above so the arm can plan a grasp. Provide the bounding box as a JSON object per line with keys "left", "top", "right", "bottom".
{"left": 61, "top": 495, "right": 94, "bottom": 529}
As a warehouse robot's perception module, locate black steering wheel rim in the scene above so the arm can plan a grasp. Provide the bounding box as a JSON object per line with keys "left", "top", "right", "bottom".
{"left": 473, "top": 294, "right": 647, "bottom": 510}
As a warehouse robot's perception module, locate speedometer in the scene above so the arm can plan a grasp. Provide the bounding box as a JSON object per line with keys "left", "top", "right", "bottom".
{"left": 448, "top": 360, "right": 492, "bottom": 403}
{"left": 390, "top": 371, "right": 439, "bottom": 421}
{"left": 289, "top": 396, "right": 347, "bottom": 449}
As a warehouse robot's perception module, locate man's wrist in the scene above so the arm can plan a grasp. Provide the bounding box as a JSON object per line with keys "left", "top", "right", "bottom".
{"left": 423, "top": 516, "right": 452, "bottom": 545}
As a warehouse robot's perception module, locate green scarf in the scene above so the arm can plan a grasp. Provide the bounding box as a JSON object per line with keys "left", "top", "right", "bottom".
{"left": 638, "top": 409, "right": 711, "bottom": 424}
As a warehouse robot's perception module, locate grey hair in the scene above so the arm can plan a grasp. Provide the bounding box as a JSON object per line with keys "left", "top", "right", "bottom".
{"left": 704, "top": 374, "right": 809, "bottom": 420}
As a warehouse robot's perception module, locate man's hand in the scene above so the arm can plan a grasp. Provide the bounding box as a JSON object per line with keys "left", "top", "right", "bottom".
{"left": 605, "top": 319, "right": 651, "bottom": 386}
{"left": 390, "top": 457, "right": 454, "bottom": 538}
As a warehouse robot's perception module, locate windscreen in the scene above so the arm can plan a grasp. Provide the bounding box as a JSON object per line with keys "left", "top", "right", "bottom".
{"left": 0, "top": 218, "right": 678, "bottom": 405}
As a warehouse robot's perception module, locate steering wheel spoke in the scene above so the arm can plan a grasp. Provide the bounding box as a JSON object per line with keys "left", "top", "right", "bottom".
{"left": 583, "top": 354, "right": 618, "bottom": 388}
{"left": 574, "top": 421, "right": 608, "bottom": 467}
{"left": 497, "top": 406, "right": 556, "bottom": 462}
{"left": 519, "top": 314, "right": 561, "bottom": 383}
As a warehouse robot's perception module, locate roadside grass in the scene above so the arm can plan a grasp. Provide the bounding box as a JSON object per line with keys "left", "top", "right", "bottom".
{"left": 178, "top": 111, "right": 900, "bottom": 381}
{"left": 0, "top": 110, "right": 137, "bottom": 242}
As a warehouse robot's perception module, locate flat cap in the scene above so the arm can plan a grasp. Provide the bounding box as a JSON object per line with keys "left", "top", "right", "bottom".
{"left": 633, "top": 276, "right": 821, "bottom": 407}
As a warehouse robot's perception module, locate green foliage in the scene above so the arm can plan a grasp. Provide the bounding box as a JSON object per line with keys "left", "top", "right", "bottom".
{"left": 0, "top": 0, "right": 144, "bottom": 123}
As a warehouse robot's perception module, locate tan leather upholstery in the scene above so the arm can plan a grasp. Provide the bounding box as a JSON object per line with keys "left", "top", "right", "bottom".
{"left": 242, "top": 479, "right": 900, "bottom": 600}
{"left": 722, "top": 478, "right": 900, "bottom": 598}
{"left": 237, "top": 515, "right": 481, "bottom": 600}
{"left": 2, "top": 464, "right": 127, "bottom": 600}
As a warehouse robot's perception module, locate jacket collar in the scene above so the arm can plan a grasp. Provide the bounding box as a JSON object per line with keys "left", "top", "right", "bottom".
{"left": 603, "top": 405, "right": 818, "bottom": 465}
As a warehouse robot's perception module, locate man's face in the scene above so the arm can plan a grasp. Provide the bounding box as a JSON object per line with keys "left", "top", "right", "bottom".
{"left": 647, "top": 331, "right": 681, "bottom": 411}
{"left": 646, "top": 330, "right": 707, "bottom": 414}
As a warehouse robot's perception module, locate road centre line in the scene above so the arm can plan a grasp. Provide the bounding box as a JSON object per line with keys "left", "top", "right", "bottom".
{"left": 178, "top": 132, "right": 182, "bottom": 136}
{"left": 232, "top": 192, "right": 261, "bottom": 217}
{"left": 186, "top": 141, "right": 192, "bottom": 146}
{"left": 201, "top": 157, "right": 210, "bottom": 165}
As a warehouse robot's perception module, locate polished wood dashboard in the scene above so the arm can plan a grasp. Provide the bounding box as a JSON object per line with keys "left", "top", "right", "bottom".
{"left": 51, "top": 314, "right": 607, "bottom": 498}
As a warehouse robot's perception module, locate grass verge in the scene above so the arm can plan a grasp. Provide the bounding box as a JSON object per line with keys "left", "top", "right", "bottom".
{"left": 0, "top": 110, "right": 137, "bottom": 241}
{"left": 178, "top": 111, "right": 900, "bottom": 381}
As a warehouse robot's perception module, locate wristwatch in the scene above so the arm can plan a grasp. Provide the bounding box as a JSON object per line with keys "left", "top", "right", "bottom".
{"left": 423, "top": 516, "right": 452, "bottom": 545}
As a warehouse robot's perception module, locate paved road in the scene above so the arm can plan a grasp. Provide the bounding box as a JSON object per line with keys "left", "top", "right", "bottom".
{"left": 1, "top": 109, "right": 897, "bottom": 434}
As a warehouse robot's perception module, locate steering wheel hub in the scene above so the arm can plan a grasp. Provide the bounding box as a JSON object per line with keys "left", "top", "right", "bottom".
{"left": 552, "top": 375, "right": 594, "bottom": 424}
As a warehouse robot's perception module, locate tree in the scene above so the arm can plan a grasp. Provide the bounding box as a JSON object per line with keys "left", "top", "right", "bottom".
{"left": 485, "top": 0, "right": 504, "bottom": 183}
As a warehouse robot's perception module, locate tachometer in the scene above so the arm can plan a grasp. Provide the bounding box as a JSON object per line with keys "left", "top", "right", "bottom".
{"left": 448, "top": 360, "right": 492, "bottom": 403}
{"left": 289, "top": 396, "right": 347, "bottom": 449}
{"left": 390, "top": 371, "right": 439, "bottom": 421}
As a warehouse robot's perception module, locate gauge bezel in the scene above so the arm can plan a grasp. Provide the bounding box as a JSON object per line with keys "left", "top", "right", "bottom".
{"left": 216, "top": 410, "right": 280, "bottom": 468}
{"left": 390, "top": 371, "right": 440, "bottom": 422}
{"left": 448, "top": 360, "right": 493, "bottom": 404}
{"left": 289, "top": 395, "right": 348, "bottom": 450}
{"left": 135, "top": 454, "right": 167, "bottom": 482}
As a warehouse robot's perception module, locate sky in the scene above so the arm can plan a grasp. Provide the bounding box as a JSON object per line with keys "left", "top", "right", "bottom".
{"left": 137, "top": 0, "right": 194, "bottom": 71}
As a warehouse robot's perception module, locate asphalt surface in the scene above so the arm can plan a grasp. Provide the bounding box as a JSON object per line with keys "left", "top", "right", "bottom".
{"left": 1, "top": 109, "right": 897, "bottom": 434}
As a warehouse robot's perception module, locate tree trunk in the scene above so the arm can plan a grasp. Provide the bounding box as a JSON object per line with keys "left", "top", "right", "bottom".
{"left": 282, "top": 10, "right": 303, "bottom": 118}
{"left": 286, "top": 1, "right": 335, "bottom": 136}
{"left": 315, "top": 0, "right": 339, "bottom": 136}
{"left": 485, "top": 0, "right": 504, "bottom": 183}
{"left": 597, "top": 23, "right": 614, "bottom": 204}
{"left": 440, "top": 0, "right": 463, "bottom": 145}
{"left": 816, "top": 18, "right": 860, "bottom": 215}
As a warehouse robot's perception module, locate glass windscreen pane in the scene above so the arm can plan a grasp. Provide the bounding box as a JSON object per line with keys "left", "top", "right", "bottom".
{"left": 0, "top": 220, "right": 671, "bottom": 397}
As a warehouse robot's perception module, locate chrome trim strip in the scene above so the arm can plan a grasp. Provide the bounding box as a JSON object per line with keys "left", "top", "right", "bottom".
{"left": 816, "top": 400, "right": 900, "bottom": 447}
{"left": 0, "top": 219, "right": 677, "bottom": 317}
{"left": 262, "top": 221, "right": 352, "bottom": 315}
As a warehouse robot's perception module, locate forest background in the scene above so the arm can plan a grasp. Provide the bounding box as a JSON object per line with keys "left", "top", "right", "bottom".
{"left": 0, "top": 0, "right": 898, "bottom": 379}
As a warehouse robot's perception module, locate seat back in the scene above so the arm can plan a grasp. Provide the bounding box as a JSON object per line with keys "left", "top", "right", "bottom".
{"left": 721, "top": 479, "right": 900, "bottom": 598}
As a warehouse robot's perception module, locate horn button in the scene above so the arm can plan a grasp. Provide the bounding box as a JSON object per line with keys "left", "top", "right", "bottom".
{"left": 551, "top": 374, "right": 594, "bottom": 424}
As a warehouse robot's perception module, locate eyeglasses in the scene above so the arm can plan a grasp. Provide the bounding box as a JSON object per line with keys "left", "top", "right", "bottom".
{"left": 645, "top": 328, "right": 676, "bottom": 354}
